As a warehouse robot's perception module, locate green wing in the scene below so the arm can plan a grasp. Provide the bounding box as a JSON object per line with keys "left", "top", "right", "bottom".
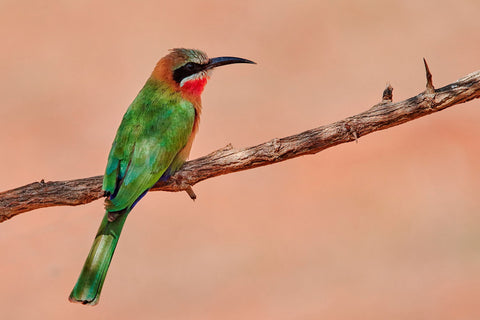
{"left": 102, "top": 81, "right": 195, "bottom": 212}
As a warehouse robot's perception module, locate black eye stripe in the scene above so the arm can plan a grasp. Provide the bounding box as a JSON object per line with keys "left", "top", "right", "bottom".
{"left": 173, "top": 62, "right": 205, "bottom": 84}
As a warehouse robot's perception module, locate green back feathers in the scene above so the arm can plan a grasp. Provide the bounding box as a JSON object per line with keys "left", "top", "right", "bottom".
{"left": 103, "top": 79, "right": 195, "bottom": 212}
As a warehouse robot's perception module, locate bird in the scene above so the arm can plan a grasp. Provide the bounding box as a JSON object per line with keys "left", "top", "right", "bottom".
{"left": 69, "top": 48, "right": 255, "bottom": 305}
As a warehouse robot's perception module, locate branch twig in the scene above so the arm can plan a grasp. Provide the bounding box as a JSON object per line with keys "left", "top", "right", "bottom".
{"left": 1, "top": 63, "right": 480, "bottom": 223}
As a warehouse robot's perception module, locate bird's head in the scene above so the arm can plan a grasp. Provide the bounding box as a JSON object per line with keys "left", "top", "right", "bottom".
{"left": 152, "top": 48, "right": 255, "bottom": 97}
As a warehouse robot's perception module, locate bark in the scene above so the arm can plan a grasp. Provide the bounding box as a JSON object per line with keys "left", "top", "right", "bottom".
{"left": 1, "top": 62, "right": 479, "bottom": 223}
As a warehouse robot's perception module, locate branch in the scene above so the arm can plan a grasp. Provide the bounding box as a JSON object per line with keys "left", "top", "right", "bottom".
{"left": 2, "top": 63, "right": 480, "bottom": 222}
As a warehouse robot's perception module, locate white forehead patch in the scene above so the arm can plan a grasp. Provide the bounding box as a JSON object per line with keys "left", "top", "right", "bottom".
{"left": 189, "top": 51, "right": 209, "bottom": 65}
{"left": 170, "top": 48, "right": 209, "bottom": 65}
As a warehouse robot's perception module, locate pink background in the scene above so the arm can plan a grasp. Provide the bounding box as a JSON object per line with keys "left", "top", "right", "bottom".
{"left": 1, "top": 0, "right": 479, "bottom": 319}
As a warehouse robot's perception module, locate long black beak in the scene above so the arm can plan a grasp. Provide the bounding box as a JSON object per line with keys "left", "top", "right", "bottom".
{"left": 204, "top": 56, "right": 256, "bottom": 71}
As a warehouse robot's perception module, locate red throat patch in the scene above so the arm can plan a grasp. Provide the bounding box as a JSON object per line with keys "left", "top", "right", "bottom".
{"left": 181, "top": 77, "right": 208, "bottom": 96}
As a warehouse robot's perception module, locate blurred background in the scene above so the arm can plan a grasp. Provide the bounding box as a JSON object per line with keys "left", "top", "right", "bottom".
{"left": 1, "top": 0, "right": 479, "bottom": 319}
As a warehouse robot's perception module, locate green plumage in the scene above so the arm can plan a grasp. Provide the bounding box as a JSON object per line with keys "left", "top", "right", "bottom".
{"left": 104, "top": 79, "right": 195, "bottom": 212}
{"left": 69, "top": 48, "right": 254, "bottom": 306}
{"left": 69, "top": 211, "right": 128, "bottom": 305}
{"left": 69, "top": 78, "right": 195, "bottom": 305}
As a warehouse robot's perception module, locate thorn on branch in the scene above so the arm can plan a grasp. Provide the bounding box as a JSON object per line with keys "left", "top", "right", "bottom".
{"left": 185, "top": 186, "right": 197, "bottom": 201}
{"left": 344, "top": 122, "right": 359, "bottom": 144}
{"left": 204, "top": 143, "right": 235, "bottom": 158}
{"left": 382, "top": 83, "right": 393, "bottom": 102}
{"left": 423, "top": 58, "right": 435, "bottom": 94}
{"left": 2, "top": 67, "right": 480, "bottom": 222}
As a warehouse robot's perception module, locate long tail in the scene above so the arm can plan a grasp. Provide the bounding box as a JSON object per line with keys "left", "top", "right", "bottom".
{"left": 69, "top": 210, "right": 129, "bottom": 305}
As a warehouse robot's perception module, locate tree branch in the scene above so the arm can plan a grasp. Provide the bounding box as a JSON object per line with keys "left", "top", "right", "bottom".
{"left": 1, "top": 63, "right": 480, "bottom": 223}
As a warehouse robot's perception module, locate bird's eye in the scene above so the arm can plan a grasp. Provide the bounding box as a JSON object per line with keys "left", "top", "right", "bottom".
{"left": 184, "top": 62, "right": 195, "bottom": 70}
{"left": 172, "top": 62, "right": 200, "bottom": 84}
